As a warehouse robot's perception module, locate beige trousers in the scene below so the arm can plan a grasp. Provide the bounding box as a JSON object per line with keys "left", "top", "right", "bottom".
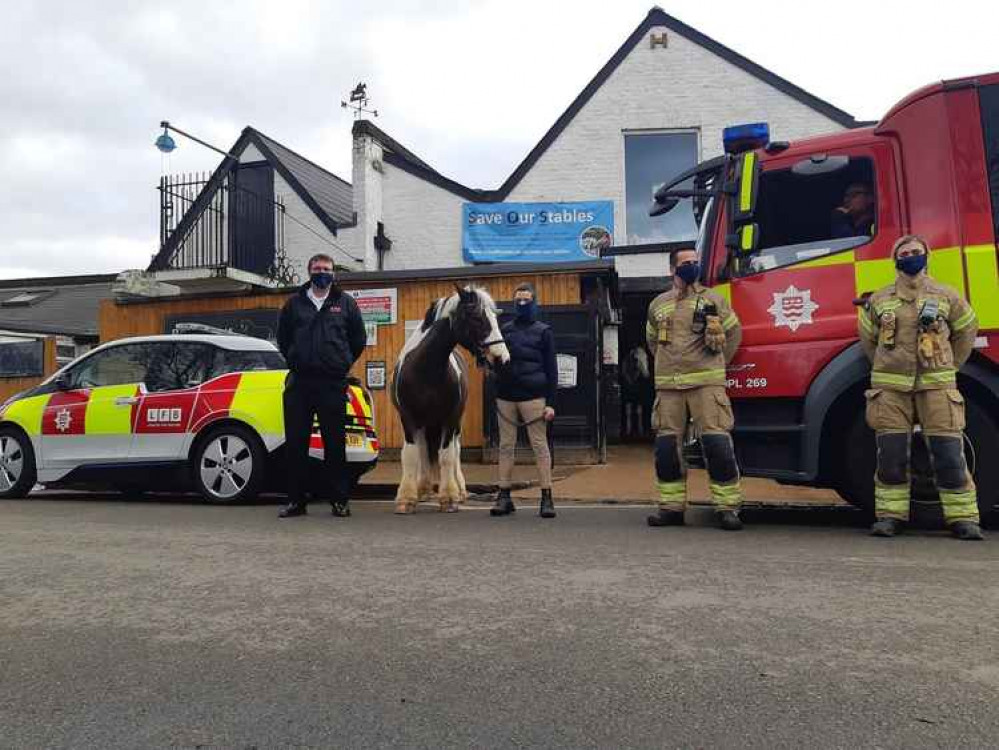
{"left": 497, "top": 398, "right": 552, "bottom": 490}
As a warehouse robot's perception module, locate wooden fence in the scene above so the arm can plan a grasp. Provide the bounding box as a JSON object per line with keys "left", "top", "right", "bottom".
{"left": 99, "top": 270, "right": 588, "bottom": 450}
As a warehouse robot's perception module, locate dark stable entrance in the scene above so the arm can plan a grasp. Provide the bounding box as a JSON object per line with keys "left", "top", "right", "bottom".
{"left": 482, "top": 303, "right": 603, "bottom": 465}
{"left": 616, "top": 290, "right": 658, "bottom": 443}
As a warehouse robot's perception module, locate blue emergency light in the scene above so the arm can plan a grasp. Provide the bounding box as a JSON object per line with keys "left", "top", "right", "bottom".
{"left": 723, "top": 122, "right": 769, "bottom": 154}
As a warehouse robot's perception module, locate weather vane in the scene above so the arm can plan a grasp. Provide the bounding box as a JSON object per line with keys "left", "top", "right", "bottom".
{"left": 341, "top": 82, "right": 378, "bottom": 119}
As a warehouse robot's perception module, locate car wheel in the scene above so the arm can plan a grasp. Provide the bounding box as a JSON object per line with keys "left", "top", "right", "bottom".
{"left": 191, "top": 424, "right": 265, "bottom": 504}
{"left": 835, "top": 395, "right": 997, "bottom": 527}
{"left": 0, "top": 426, "right": 37, "bottom": 499}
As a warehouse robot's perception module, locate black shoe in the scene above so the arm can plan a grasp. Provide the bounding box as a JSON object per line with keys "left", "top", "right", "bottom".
{"left": 279, "top": 502, "right": 308, "bottom": 519}
{"left": 331, "top": 499, "right": 351, "bottom": 517}
{"left": 647, "top": 509, "right": 685, "bottom": 527}
{"left": 871, "top": 517, "right": 901, "bottom": 537}
{"left": 490, "top": 488, "right": 515, "bottom": 517}
{"left": 717, "top": 510, "right": 743, "bottom": 531}
{"left": 539, "top": 488, "right": 556, "bottom": 519}
{"left": 950, "top": 520, "right": 984, "bottom": 541}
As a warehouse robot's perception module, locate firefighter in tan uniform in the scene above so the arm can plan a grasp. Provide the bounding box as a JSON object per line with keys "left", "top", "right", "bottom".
{"left": 645, "top": 249, "right": 744, "bottom": 530}
{"left": 859, "top": 235, "right": 983, "bottom": 540}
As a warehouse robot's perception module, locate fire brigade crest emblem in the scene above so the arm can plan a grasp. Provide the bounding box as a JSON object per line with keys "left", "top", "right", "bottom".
{"left": 54, "top": 408, "right": 72, "bottom": 432}
{"left": 767, "top": 285, "right": 819, "bottom": 332}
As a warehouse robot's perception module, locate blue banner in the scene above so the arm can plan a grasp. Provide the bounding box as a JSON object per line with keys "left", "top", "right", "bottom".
{"left": 462, "top": 201, "right": 614, "bottom": 263}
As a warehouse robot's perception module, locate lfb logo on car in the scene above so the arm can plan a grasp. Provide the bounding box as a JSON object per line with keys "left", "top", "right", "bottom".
{"left": 147, "top": 407, "right": 182, "bottom": 424}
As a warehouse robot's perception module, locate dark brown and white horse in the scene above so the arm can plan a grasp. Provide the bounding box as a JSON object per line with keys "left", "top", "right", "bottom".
{"left": 391, "top": 285, "right": 510, "bottom": 513}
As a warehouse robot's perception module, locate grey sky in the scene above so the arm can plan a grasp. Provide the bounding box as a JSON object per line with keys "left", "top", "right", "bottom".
{"left": 1, "top": 0, "right": 994, "bottom": 279}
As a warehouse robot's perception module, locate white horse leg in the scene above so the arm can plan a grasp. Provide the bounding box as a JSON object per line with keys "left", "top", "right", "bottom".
{"left": 453, "top": 435, "right": 468, "bottom": 502}
{"left": 395, "top": 436, "right": 421, "bottom": 514}
{"left": 416, "top": 432, "right": 435, "bottom": 500}
{"left": 438, "top": 439, "right": 462, "bottom": 512}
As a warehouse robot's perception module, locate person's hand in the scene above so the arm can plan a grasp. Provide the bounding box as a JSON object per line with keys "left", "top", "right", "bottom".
{"left": 543, "top": 406, "right": 555, "bottom": 422}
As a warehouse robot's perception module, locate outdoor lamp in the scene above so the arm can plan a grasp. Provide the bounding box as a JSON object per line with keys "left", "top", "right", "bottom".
{"left": 155, "top": 128, "right": 177, "bottom": 154}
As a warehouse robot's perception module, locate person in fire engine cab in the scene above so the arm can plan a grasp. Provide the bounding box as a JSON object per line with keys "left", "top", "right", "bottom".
{"left": 830, "top": 182, "right": 875, "bottom": 239}
{"left": 276, "top": 253, "right": 367, "bottom": 519}
{"left": 645, "top": 248, "right": 744, "bottom": 530}
{"left": 490, "top": 282, "right": 558, "bottom": 519}
{"left": 859, "top": 234, "right": 982, "bottom": 540}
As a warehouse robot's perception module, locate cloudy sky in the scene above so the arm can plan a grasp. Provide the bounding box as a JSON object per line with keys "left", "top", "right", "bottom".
{"left": 1, "top": 0, "right": 994, "bottom": 279}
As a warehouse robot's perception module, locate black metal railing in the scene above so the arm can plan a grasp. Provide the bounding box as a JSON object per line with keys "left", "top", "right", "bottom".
{"left": 158, "top": 172, "right": 288, "bottom": 280}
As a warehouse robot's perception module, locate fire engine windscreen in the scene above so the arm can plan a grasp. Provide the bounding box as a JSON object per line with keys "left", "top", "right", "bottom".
{"left": 731, "top": 156, "right": 875, "bottom": 278}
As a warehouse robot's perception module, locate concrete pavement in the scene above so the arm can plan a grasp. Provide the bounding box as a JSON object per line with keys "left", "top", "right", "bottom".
{"left": 2, "top": 498, "right": 997, "bottom": 749}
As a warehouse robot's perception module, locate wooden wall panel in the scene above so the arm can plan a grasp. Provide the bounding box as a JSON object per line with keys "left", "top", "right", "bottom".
{"left": 98, "top": 272, "right": 584, "bottom": 449}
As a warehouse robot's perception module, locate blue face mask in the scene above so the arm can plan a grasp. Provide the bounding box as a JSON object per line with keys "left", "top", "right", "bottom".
{"left": 310, "top": 271, "right": 334, "bottom": 289}
{"left": 675, "top": 262, "right": 700, "bottom": 285}
{"left": 896, "top": 254, "right": 927, "bottom": 277}
{"left": 515, "top": 299, "right": 537, "bottom": 320}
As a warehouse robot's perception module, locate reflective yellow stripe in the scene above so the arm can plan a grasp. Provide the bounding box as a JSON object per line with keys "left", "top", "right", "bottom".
{"left": 85, "top": 384, "right": 136, "bottom": 434}
{"left": 927, "top": 247, "right": 966, "bottom": 297}
{"left": 873, "top": 299, "right": 902, "bottom": 315}
{"left": 965, "top": 244, "right": 999, "bottom": 329}
{"left": 652, "top": 303, "right": 675, "bottom": 319}
{"left": 0, "top": 394, "right": 46, "bottom": 436}
{"left": 656, "top": 480, "right": 686, "bottom": 503}
{"left": 230, "top": 371, "right": 285, "bottom": 434}
{"left": 871, "top": 371, "right": 915, "bottom": 388}
{"left": 855, "top": 257, "right": 895, "bottom": 296}
{"left": 646, "top": 322, "right": 657, "bottom": 338}
{"left": 798, "top": 249, "right": 856, "bottom": 269}
{"left": 655, "top": 369, "right": 726, "bottom": 387}
{"left": 858, "top": 309, "right": 875, "bottom": 335}
{"left": 917, "top": 370, "right": 956, "bottom": 385}
{"left": 940, "top": 490, "right": 979, "bottom": 523}
{"left": 739, "top": 152, "right": 756, "bottom": 214}
{"left": 952, "top": 307, "right": 977, "bottom": 332}
{"left": 740, "top": 224, "right": 755, "bottom": 252}
{"left": 722, "top": 313, "right": 739, "bottom": 331}
{"left": 875, "top": 483, "right": 910, "bottom": 518}
{"left": 709, "top": 481, "right": 742, "bottom": 508}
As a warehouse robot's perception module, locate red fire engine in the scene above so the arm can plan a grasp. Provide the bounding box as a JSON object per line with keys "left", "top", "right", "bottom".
{"left": 650, "top": 73, "right": 999, "bottom": 521}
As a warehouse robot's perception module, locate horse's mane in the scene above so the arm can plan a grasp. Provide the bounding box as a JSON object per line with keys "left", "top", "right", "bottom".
{"left": 419, "top": 286, "right": 497, "bottom": 333}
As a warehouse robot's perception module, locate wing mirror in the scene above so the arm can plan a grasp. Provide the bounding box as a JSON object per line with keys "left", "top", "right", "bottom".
{"left": 53, "top": 373, "right": 71, "bottom": 390}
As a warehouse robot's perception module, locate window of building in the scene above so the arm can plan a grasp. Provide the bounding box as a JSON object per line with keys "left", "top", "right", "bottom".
{"left": 0, "top": 289, "right": 54, "bottom": 307}
{"left": 733, "top": 155, "right": 876, "bottom": 277}
{"left": 624, "top": 131, "right": 699, "bottom": 245}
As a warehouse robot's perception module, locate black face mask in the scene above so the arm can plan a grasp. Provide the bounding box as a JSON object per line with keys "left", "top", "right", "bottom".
{"left": 310, "top": 272, "right": 334, "bottom": 289}
{"left": 515, "top": 300, "right": 537, "bottom": 321}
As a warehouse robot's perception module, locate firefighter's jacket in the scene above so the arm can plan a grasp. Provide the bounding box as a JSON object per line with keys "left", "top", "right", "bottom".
{"left": 645, "top": 282, "right": 741, "bottom": 390}
{"left": 859, "top": 272, "right": 978, "bottom": 392}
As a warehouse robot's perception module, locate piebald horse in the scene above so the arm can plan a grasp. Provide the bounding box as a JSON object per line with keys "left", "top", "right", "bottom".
{"left": 391, "top": 285, "right": 510, "bottom": 513}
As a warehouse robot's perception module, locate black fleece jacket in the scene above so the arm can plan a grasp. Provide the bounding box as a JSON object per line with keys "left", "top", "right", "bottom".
{"left": 277, "top": 284, "right": 366, "bottom": 380}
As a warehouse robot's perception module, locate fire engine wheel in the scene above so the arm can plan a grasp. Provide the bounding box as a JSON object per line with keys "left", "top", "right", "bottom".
{"left": 191, "top": 424, "right": 265, "bottom": 505}
{"left": 0, "top": 426, "right": 36, "bottom": 500}
{"left": 836, "top": 396, "right": 998, "bottom": 528}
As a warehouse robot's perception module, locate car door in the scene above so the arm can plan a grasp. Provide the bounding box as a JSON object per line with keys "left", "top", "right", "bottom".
{"left": 40, "top": 343, "right": 150, "bottom": 472}
{"left": 130, "top": 342, "right": 215, "bottom": 462}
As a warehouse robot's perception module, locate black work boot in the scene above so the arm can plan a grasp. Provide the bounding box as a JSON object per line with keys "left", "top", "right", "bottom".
{"left": 647, "top": 508, "right": 685, "bottom": 527}
{"left": 278, "top": 502, "right": 308, "bottom": 519}
{"left": 950, "top": 520, "right": 985, "bottom": 541}
{"left": 490, "top": 488, "right": 515, "bottom": 516}
{"left": 331, "top": 499, "right": 351, "bottom": 517}
{"left": 870, "top": 517, "right": 901, "bottom": 537}
{"left": 539, "top": 488, "right": 556, "bottom": 519}
{"left": 717, "top": 510, "right": 743, "bottom": 531}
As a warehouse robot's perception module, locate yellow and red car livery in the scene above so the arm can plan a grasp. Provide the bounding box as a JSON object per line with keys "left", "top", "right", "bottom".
{"left": 0, "top": 334, "right": 378, "bottom": 503}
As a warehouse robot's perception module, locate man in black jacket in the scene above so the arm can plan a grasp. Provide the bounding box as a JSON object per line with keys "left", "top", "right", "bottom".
{"left": 491, "top": 282, "right": 558, "bottom": 519}
{"left": 276, "top": 253, "right": 366, "bottom": 518}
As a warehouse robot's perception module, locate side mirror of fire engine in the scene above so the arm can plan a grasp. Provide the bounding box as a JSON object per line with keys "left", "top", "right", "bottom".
{"left": 725, "top": 223, "right": 760, "bottom": 257}
{"left": 729, "top": 151, "right": 760, "bottom": 223}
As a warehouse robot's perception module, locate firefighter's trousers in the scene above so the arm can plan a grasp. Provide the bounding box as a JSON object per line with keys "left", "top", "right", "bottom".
{"left": 651, "top": 385, "right": 742, "bottom": 512}
{"left": 864, "top": 387, "right": 978, "bottom": 524}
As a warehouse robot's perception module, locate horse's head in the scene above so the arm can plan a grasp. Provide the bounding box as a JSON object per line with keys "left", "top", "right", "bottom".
{"left": 450, "top": 284, "right": 510, "bottom": 366}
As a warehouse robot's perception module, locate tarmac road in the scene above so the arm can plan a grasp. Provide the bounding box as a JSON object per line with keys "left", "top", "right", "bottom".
{"left": 1, "top": 497, "right": 998, "bottom": 749}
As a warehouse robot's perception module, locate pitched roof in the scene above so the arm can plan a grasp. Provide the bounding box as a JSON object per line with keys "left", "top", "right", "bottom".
{"left": 149, "top": 128, "right": 353, "bottom": 271}
{"left": 0, "top": 274, "right": 116, "bottom": 338}
{"left": 354, "top": 6, "right": 863, "bottom": 202}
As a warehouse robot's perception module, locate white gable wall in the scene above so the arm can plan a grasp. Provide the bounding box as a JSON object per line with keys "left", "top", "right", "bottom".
{"left": 359, "top": 23, "right": 851, "bottom": 276}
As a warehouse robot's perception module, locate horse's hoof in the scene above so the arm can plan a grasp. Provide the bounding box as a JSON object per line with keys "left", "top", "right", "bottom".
{"left": 394, "top": 502, "right": 414, "bottom": 515}
{"left": 445, "top": 502, "right": 459, "bottom": 513}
